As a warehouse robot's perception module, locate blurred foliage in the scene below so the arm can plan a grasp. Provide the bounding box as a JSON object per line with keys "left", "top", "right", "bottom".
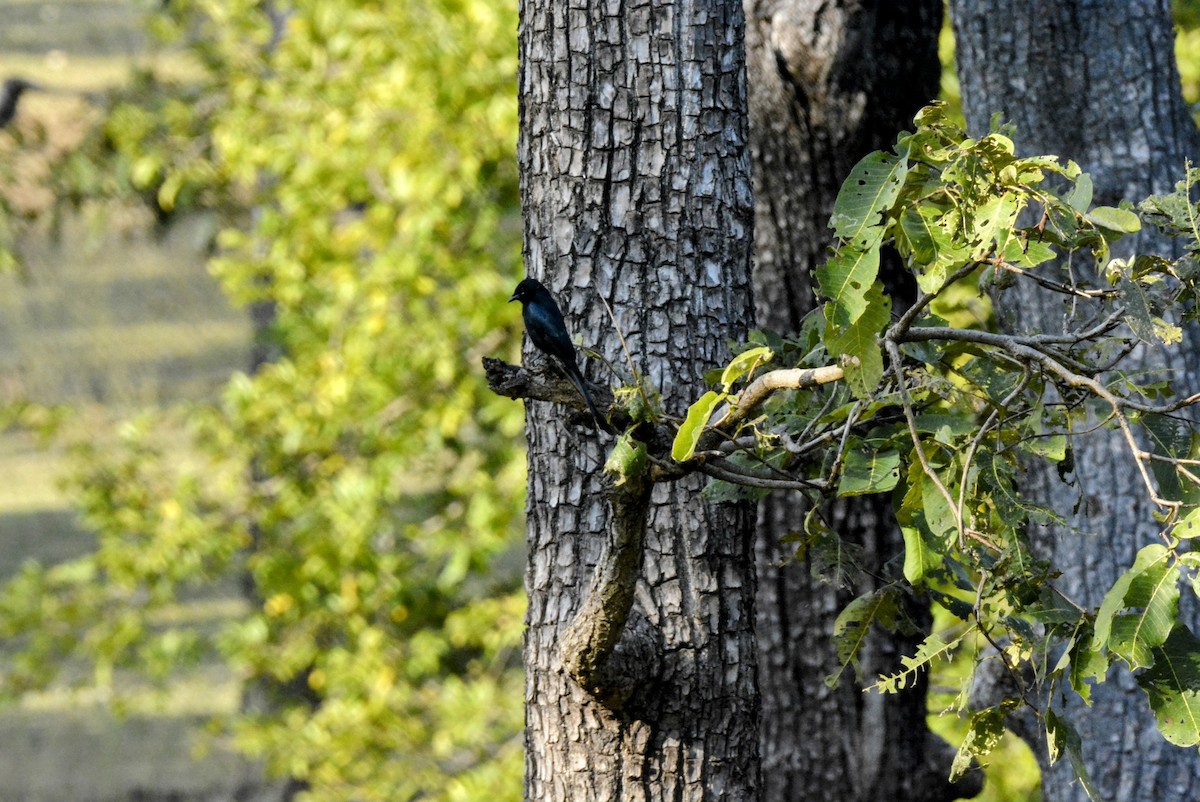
{"left": 1177, "top": 0, "right": 1200, "bottom": 31}
{"left": 0, "top": 1, "right": 526, "bottom": 800}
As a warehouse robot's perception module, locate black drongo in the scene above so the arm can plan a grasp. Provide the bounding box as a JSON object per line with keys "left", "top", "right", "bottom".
{"left": 509, "top": 277, "right": 611, "bottom": 432}
{"left": 0, "top": 78, "right": 37, "bottom": 128}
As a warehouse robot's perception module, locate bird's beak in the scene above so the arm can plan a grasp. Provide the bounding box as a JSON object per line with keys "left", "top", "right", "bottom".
{"left": 507, "top": 293, "right": 519, "bottom": 303}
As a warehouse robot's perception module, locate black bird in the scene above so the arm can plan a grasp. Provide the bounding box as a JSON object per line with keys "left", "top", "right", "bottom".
{"left": 0, "top": 78, "right": 38, "bottom": 128}
{"left": 509, "top": 277, "right": 612, "bottom": 432}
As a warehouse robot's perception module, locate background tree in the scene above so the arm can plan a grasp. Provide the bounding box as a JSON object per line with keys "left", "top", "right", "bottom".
{"left": 741, "top": 3, "right": 978, "bottom": 800}
{"left": 951, "top": 2, "right": 1200, "bottom": 800}
{"left": 513, "top": 0, "right": 759, "bottom": 797}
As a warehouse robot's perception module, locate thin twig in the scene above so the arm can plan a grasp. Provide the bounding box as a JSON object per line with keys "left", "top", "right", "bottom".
{"left": 886, "top": 338, "right": 961, "bottom": 537}
{"left": 695, "top": 458, "right": 829, "bottom": 493}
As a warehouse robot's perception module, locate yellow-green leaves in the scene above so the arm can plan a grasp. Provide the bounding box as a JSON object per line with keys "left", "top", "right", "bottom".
{"left": 672, "top": 390, "right": 725, "bottom": 462}
{"left": 1086, "top": 205, "right": 1142, "bottom": 234}
{"left": 816, "top": 244, "right": 882, "bottom": 329}
{"left": 837, "top": 447, "right": 901, "bottom": 497}
{"left": 719, "top": 346, "right": 773, "bottom": 391}
{"left": 950, "top": 704, "right": 1014, "bottom": 782}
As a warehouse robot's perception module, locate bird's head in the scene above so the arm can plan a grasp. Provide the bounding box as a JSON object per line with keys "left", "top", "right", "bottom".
{"left": 508, "top": 277, "right": 547, "bottom": 304}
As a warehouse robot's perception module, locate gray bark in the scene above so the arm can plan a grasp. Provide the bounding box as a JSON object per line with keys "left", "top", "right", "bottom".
{"left": 744, "top": 3, "right": 980, "bottom": 800}
{"left": 951, "top": 2, "right": 1200, "bottom": 800}
{"left": 518, "top": 0, "right": 760, "bottom": 799}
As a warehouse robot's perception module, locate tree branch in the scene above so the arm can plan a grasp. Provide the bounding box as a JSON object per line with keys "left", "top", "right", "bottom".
{"left": 558, "top": 478, "right": 659, "bottom": 709}
{"left": 482, "top": 355, "right": 622, "bottom": 430}
{"left": 710, "top": 365, "right": 845, "bottom": 431}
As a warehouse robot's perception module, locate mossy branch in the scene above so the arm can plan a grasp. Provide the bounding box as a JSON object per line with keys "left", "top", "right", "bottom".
{"left": 559, "top": 478, "right": 657, "bottom": 709}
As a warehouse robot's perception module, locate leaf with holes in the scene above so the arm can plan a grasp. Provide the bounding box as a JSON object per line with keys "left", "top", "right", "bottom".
{"left": 829, "top": 150, "right": 909, "bottom": 248}
{"left": 1093, "top": 544, "right": 1179, "bottom": 670}
{"left": 817, "top": 243, "right": 883, "bottom": 329}
{"left": 827, "top": 588, "right": 902, "bottom": 688}
{"left": 838, "top": 447, "right": 901, "bottom": 497}
{"left": 951, "top": 705, "right": 1012, "bottom": 781}
{"left": 826, "top": 281, "right": 891, "bottom": 398}
{"left": 1137, "top": 624, "right": 1200, "bottom": 747}
{"left": 1046, "top": 709, "right": 1101, "bottom": 800}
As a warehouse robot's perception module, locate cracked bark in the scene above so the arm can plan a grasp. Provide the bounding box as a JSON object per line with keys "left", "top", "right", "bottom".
{"left": 743, "top": 2, "right": 978, "bottom": 801}
{"left": 519, "top": 0, "right": 759, "bottom": 798}
{"left": 951, "top": 2, "right": 1200, "bottom": 801}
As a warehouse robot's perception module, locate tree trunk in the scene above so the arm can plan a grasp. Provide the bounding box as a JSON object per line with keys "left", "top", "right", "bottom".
{"left": 744, "top": 3, "right": 979, "bottom": 800}
{"left": 518, "top": 0, "right": 760, "bottom": 799}
{"left": 951, "top": 2, "right": 1200, "bottom": 800}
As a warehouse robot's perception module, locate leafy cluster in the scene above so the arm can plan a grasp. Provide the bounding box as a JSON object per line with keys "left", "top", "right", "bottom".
{"left": 0, "top": 1, "right": 526, "bottom": 800}
{"left": 671, "top": 103, "right": 1200, "bottom": 784}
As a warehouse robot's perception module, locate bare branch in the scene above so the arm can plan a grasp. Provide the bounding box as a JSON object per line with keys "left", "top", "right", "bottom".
{"left": 711, "top": 365, "right": 845, "bottom": 431}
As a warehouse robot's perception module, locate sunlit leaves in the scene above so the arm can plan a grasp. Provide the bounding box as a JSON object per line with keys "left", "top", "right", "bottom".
{"left": 871, "top": 631, "right": 962, "bottom": 693}
{"left": 671, "top": 390, "right": 726, "bottom": 462}
{"left": 950, "top": 704, "right": 1013, "bottom": 781}
{"left": 1086, "top": 205, "right": 1142, "bottom": 234}
{"left": 816, "top": 244, "right": 882, "bottom": 329}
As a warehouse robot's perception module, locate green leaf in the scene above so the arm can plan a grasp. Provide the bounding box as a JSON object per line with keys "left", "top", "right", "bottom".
{"left": 826, "top": 281, "right": 891, "bottom": 398}
{"left": 1065, "top": 173, "right": 1093, "bottom": 213}
{"left": 950, "top": 705, "right": 1009, "bottom": 781}
{"left": 870, "top": 631, "right": 961, "bottom": 693}
{"left": 1117, "top": 273, "right": 1157, "bottom": 343}
{"left": 1068, "top": 629, "right": 1108, "bottom": 704}
{"left": 970, "top": 195, "right": 1020, "bottom": 260}
{"left": 817, "top": 245, "right": 882, "bottom": 328}
{"left": 671, "top": 390, "right": 726, "bottom": 463}
{"left": 1002, "top": 235, "right": 1056, "bottom": 268}
{"left": 896, "top": 460, "right": 950, "bottom": 585}
{"left": 829, "top": 150, "right": 909, "bottom": 248}
{"left": 1045, "top": 709, "right": 1101, "bottom": 800}
{"left": 1094, "top": 570, "right": 1136, "bottom": 649}
{"left": 826, "top": 589, "right": 901, "bottom": 688}
{"left": 1086, "top": 205, "right": 1141, "bottom": 234}
{"left": 1020, "top": 433, "right": 1067, "bottom": 462}
{"left": 1093, "top": 544, "right": 1179, "bottom": 669}
{"left": 701, "top": 477, "right": 771, "bottom": 504}
{"left": 1143, "top": 414, "right": 1195, "bottom": 503}
{"left": 899, "top": 524, "right": 941, "bottom": 586}
{"left": 896, "top": 205, "right": 971, "bottom": 294}
{"left": 838, "top": 447, "right": 901, "bottom": 496}
{"left": 719, "top": 346, "right": 773, "bottom": 391}
{"left": 1174, "top": 508, "right": 1200, "bottom": 539}
{"left": 1137, "top": 624, "right": 1200, "bottom": 747}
